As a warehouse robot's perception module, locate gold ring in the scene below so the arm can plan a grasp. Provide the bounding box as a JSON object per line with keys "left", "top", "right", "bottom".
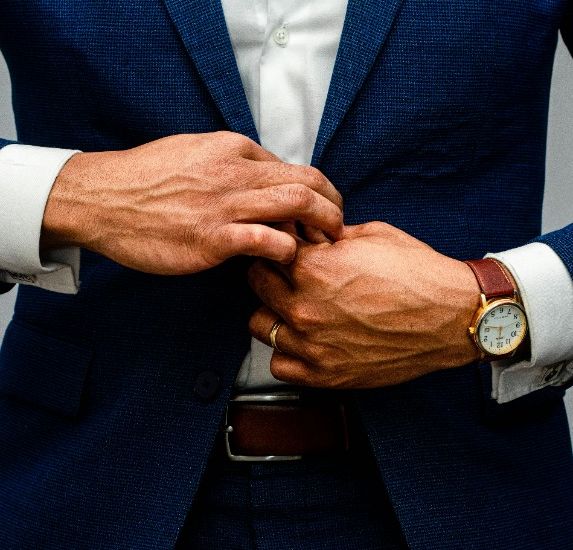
{"left": 269, "top": 320, "right": 284, "bottom": 352}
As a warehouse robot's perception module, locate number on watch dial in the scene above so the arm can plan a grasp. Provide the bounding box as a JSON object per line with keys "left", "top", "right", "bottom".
{"left": 477, "top": 303, "right": 527, "bottom": 355}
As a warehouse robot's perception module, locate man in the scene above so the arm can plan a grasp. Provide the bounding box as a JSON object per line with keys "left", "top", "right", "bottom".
{"left": 0, "top": 1, "right": 572, "bottom": 548}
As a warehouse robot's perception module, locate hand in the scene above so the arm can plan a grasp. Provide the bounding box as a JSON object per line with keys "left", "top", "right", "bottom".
{"left": 248, "top": 222, "right": 482, "bottom": 389}
{"left": 41, "top": 132, "right": 343, "bottom": 274}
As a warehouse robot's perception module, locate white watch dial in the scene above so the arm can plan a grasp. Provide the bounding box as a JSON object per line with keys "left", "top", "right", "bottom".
{"left": 477, "top": 301, "right": 527, "bottom": 355}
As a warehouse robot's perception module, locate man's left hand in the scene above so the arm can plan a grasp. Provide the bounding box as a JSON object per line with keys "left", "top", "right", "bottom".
{"left": 248, "top": 222, "right": 482, "bottom": 389}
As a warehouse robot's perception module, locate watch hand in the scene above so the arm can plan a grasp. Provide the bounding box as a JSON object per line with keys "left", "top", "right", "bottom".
{"left": 502, "top": 320, "right": 521, "bottom": 329}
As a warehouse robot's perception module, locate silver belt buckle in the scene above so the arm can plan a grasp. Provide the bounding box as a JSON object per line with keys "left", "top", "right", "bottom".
{"left": 224, "top": 392, "right": 303, "bottom": 462}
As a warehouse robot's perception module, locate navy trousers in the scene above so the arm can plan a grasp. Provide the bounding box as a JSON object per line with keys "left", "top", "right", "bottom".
{"left": 176, "top": 421, "right": 408, "bottom": 550}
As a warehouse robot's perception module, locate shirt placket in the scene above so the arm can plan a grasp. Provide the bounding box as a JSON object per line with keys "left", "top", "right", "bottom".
{"left": 259, "top": 1, "right": 306, "bottom": 165}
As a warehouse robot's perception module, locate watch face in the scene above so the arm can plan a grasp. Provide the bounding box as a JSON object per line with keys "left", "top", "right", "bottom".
{"left": 477, "top": 300, "right": 527, "bottom": 355}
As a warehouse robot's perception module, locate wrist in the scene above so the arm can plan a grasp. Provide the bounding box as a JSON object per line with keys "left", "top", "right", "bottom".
{"left": 41, "top": 151, "right": 104, "bottom": 251}
{"left": 446, "top": 259, "right": 483, "bottom": 366}
{"left": 464, "top": 258, "right": 529, "bottom": 360}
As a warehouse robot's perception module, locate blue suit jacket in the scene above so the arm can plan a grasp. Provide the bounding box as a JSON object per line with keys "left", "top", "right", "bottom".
{"left": 1, "top": 1, "right": 573, "bottom": 548}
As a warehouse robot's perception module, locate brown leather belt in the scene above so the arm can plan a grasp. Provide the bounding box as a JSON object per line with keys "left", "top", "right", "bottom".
{"left": 221, "top": 392, "right": 350, "bottom": 461}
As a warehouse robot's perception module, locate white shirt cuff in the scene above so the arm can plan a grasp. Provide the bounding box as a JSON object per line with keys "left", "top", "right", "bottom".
{"left": 0, "top": 144, "right": 81, "bottom": 294}
{"left": 486, "top": 243, "right": 573, "bottom": 403}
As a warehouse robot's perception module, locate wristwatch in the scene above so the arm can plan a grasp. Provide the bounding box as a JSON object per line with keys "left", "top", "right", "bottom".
{"left": 465, "top": 258, "right": 528, "bottom": 360}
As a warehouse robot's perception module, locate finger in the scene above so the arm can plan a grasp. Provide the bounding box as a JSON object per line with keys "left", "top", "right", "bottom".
{"left": 232, "top": 184, "right": 343, "bottom": 240}
{"left": 248, "top": 306, "right": 306, "bottom": 360}
{"left": 272, "top": 222, "right": 312, "bottom": 248}
{"left": 249, "top": 162, "right": 343, "bottom": 212}
{"left": 223, "top": 132, "right": 281, "bottom": 162}
{"left": 302, "top": 225, "right": 332, "bottom": 244}
{"left": 271, "top": 239, "right": 319, "bottom": 284}
{"left": 270, "top": 353, "right": 316, "bottom": 387}
{"left": 273, "top": 221, "right": 329, "bottom": 245}
{"left": 215, "top": 223, "right": 297, "bottom": 264}
{"left": 273, "top": 221, "right": 299, "bottom": 238}
{"left": 247, "top": 262, "right": 294, "bottom": 317}
{"left": 242, "top": 144, "right": 281, "bottom": 162}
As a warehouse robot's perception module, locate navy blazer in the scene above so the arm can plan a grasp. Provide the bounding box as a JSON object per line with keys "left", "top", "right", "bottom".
{"left": 1, "top": 1, "right": 573, "bottom": 549}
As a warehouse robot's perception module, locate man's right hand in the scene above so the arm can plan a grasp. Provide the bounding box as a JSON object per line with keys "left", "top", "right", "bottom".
{"left": 41, "top": 132, "right": 343, "bottom": 275}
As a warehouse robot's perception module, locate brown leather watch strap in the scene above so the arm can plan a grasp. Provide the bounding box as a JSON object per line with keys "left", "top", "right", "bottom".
{"left": 465, "top": 258, "right": 515, "bottom": 300}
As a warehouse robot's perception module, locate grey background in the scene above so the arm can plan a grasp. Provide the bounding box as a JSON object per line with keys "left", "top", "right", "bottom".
{"left": 0, "top": 41, "right": 572, "bottom": 430}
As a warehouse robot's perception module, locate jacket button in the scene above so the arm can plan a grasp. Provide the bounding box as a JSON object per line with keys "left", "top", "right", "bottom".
{"left": 194, "top": 370, "right": 221, "bottom": 401}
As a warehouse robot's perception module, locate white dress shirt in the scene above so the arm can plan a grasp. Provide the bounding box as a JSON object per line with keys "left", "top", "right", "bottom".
{"left": 1, "top": 0, "right": 572, "bottom": 402}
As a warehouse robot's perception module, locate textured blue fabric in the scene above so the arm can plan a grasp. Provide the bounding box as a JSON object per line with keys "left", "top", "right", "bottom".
{"left": 0, "top": 138, "right": 17, "bottom": 295}
{"left": 536, "top": 224, "right": 573, "bottom": 273}
{"left": 0, "top": 1, "right": 572, "bottom": 549}
{"left": 177, "top": 427, "right": 407, "bottom": 549}
{"left": 0, "top": 138, "right": 16, "bottom": 149}
{"left": 0, "top": 320, "right": 92, "bottom": 416}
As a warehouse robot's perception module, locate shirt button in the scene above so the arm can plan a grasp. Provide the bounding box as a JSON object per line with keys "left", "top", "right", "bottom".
{"left": 193, "top": 370, "right": 221, "bottom": 401}
{"left": 273, "top": 25, "right": 289, "bottom": 47}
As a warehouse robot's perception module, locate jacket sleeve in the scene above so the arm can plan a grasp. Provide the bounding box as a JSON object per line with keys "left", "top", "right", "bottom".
{"left": 533, "top": 7, "right": 573, "bottom": 271}
{"left": 482, "top": 10, "right": 573, "bottom": 402}
{"left": 0, "top": 138, "right": 16, "bottom": 295}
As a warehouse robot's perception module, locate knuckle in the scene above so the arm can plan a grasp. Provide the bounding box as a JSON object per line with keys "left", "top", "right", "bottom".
{"left": 222, "top": 131, "right": 254, "bottom": 152}
{"left": 369, "top": 221, "right": 390, "bottom": 232}
{"left": 333, "top": 207, "right": 344, "bottom": 225}
{"left": 243, "top": 225, "right": 267, "bottom": 250}
{"left": 216, "top": 130, "right": 236, "bottom": 141}
{"left": 302, "top": 167, "right": 342, "bottom": 204}
{"left": 285, "top": 184, "right": 314, "bottom": 210}
{"left": 302, "top": 166, "right": 324, "bottom": 185}
{"left": 290, "top": 250, "right": 318, "bottom": 282}
{"left": 289, "top": 303, "right": 313, "bottom": 330}
{"left": 290, "top": 260, "right": 310, "bottom": 286}
{"left": 335, "top": 190, "right": 344, "bottom": 207}
{"left": 218, "top": 130, "right": 241, "bottom": 146}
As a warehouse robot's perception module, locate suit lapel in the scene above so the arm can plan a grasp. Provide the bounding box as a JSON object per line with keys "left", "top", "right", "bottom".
{"left": 161, "top": 0, "right": 258, "bottom": 141}
{"left": 312, "top": 0, "right": 406, "bottom": 166}
{"left": 161, "top": 0, "right": 405, "bottom": 158}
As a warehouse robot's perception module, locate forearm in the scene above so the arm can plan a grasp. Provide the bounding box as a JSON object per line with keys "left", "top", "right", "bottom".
{"left": 11, "top": 133, "right": 344, "bottom": 283}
